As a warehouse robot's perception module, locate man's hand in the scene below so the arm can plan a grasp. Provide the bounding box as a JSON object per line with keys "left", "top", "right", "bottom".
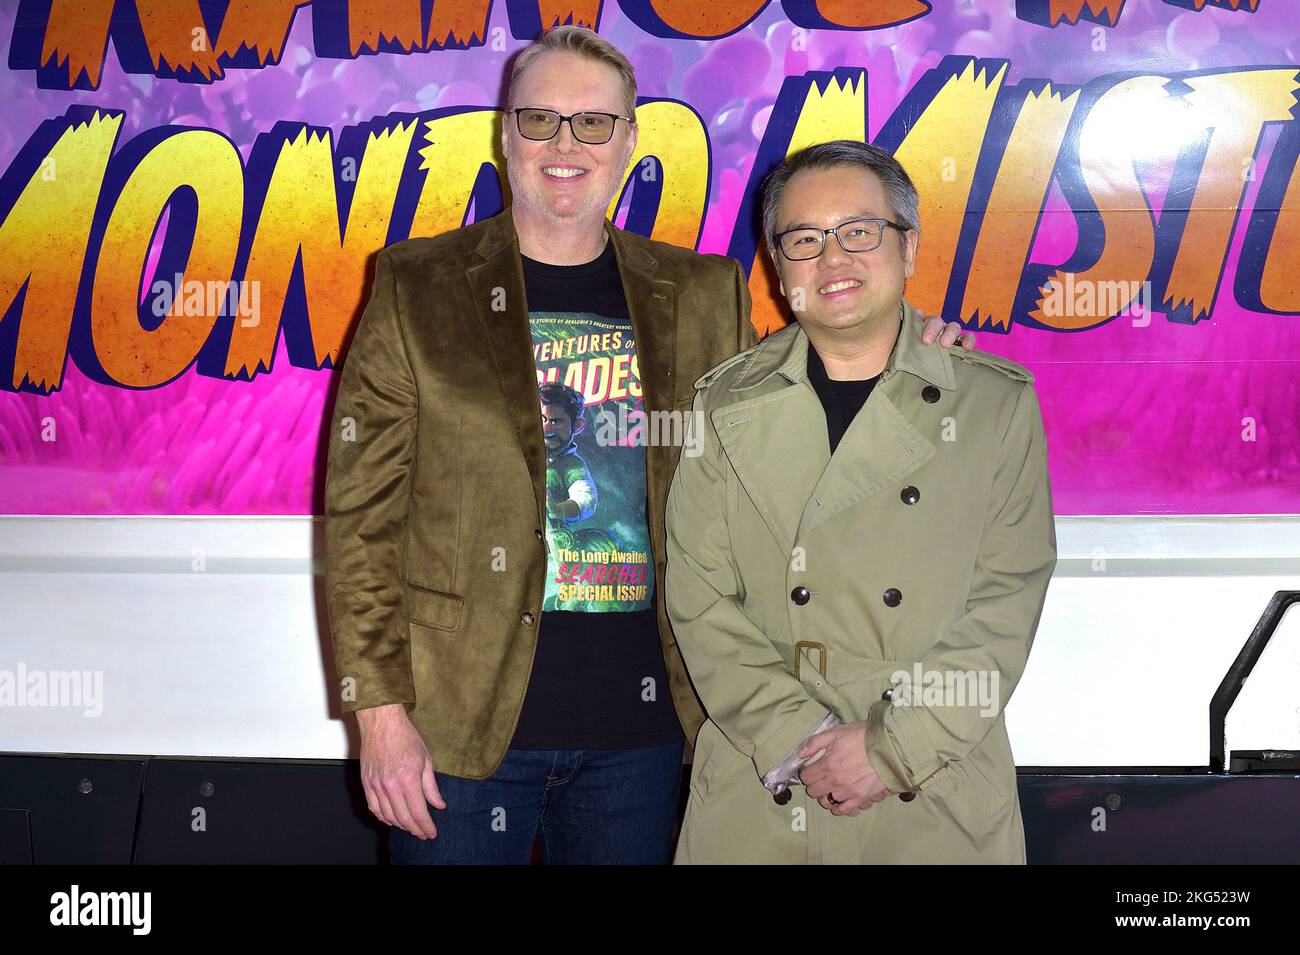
{"left": 356, "top": 703, "right": 445, "bottom": 839}
{"left": 918, "top": 310, "right": 974, "bottom": 350}
{"left": 798, "top": 722, "right": 892, "bottom": 817}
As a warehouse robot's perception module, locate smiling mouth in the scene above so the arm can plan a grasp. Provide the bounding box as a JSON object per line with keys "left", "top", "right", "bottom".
{"left": 542, "top": 166, "right": 587, "bottom": 179}
{"left": 819, "top": 279, "right": 863, "bottom": 294}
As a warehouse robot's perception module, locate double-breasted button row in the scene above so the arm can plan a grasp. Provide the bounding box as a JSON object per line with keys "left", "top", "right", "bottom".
{"left": 792, "top": 585, "right": 900, "bottom": 607}
{"left": 788, "top": 484, "right": 913, "bottom": 612}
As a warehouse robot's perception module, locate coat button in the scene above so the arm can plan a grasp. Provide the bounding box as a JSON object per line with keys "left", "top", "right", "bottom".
{"left": 790, "top": 586, "right": 811, "bottom": 606}
{"left": 883, "top": 588, "right": 902, "bottom": 607}
{"left": 899, "top": 791, "right": 917, "bottom": 802}
{"left": 521, "top": 612, "right": 535, "bottom": 625}
{"left": 900, "top": 485, "right": 920, "bottom": 505}
{"left": 535, "top": 528, "right": 543, "bottom": 540}
{"left": 773, "top": 789, "right": 792, "bottom": 805}
{"left": 922, "top": 385, "right": 941, "bottom": 403}
{"left": 882, "top": 687, "right": 893, "bottom": 702}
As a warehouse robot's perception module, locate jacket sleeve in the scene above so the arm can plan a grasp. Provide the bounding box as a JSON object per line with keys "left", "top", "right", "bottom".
{"left": 324, "top": 247, "right": 418, "bottom": 716}
{"left": 666, "top": 389, "right": 829, "bottom": 779}
{"left": 734, "top": 258, "right": 759, "bottom": 352}
{"left": 862, "top": 382, "right": 1057, "bottom": 793}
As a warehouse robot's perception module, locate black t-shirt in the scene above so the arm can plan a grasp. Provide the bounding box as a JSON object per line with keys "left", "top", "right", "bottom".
{"left": 510, "top": 239, "right": 683, "bottom": 750}
{"left": 806, "top": 340, "right": 882, "bottom": 453}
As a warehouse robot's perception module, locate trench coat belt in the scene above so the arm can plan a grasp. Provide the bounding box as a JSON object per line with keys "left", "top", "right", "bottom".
{"left": 773, "top": 640, "right": 908, "bottom": 688}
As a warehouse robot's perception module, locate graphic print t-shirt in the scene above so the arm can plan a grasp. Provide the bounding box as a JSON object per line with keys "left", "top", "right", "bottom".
{"left": 510, "top": 239, "right": 683, "bottom": 750}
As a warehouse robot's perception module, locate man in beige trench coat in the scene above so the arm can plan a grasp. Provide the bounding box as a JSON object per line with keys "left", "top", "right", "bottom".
{"left": 665, "top": 141, "right": 1057, "bottom": 864}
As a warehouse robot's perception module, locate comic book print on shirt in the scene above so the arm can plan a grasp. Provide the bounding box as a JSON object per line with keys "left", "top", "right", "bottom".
{"left": 531, "top": 311, "right": 654, "bottom": 613}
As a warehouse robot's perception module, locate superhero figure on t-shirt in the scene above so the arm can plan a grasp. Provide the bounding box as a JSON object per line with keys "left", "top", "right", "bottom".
{"left": 540, "top": 382, "right": 597, "bottom": 523}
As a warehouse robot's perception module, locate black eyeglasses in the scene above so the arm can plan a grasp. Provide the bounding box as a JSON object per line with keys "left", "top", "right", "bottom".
{"left": 773, "top": 217, "right": 909, "bottom": 261}
{"left": 508, "top": 107, "right": 635, "bottom": 145}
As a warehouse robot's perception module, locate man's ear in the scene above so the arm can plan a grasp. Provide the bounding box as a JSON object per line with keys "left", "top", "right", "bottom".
{"left": 573, "top": 416, "right": 587, "bottom": 436}
{"left": 901, "top": 228, "right": 919, "bottom": 279}
{"left": 621, "top": 121, "right": 639, "bottom": 174}
{"left": 769, "top": 248, "right": 786, "bottom": 298}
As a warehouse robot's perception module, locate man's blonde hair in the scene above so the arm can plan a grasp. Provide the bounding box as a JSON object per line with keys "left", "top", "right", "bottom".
{"left": 506, "top": 25, "right": 638, "bottom": 119}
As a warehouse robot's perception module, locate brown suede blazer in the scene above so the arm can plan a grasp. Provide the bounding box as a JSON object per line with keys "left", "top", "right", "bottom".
{"left": 324, "top": 206, "right": 757, "bottom": 779}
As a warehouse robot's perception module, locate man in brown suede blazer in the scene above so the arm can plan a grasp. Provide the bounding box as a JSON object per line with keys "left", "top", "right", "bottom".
{"left": 324, "top": 26, "right": 968, "bottom": 865}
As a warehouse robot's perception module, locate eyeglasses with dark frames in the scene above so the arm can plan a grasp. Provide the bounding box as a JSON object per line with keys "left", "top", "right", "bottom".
{"left": 508, "top": 107, "right": 636, "bottom": 145}
{"left": 773, "top": 217, "right": 910, "bottom": 261}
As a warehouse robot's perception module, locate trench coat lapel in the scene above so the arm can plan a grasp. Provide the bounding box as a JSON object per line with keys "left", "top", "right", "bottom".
{"left": 800, "top": 303, "right": 953, "bottom": 533}
{"left": 711, "top": 324, "right": 827, "bottom": 556}
{"left": 714, "top": 307, "right": 953, "bottom": 548}
{"left": 797, "top": 387, "right": 934, "bottom": 537}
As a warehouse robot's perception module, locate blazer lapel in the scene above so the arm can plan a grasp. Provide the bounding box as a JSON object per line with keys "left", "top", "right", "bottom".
{"left": 466, "top": 210, "right": 547, "bottom": 519}
{"left": 605, "top": 221, "right": 676, "bottom": 416}
{"left": 605, "top": 223, "right": 678, "bottom": 547}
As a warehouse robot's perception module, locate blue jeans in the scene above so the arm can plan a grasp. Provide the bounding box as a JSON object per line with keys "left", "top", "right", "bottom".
{"left": 388, "top": 742, "right": 685, "bottom": 865}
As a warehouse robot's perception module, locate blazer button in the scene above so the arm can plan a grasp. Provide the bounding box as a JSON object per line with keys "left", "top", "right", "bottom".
{"left": 883, "top": 588, "right": 902, "bottom": 608}
{"left": 521, "top": 612, "right": 535, "bottom": 625}
{"left": 534, "top": 528, "right": 544, "bottom": 540}
{"left": 900, "top": 485, "right": 920, "bottom": 505}
{"left": 773, "top": 789, "right": 792, "bottom": 806}
{"left": 922, "top": 385, "right": 941, "bottom": 403}
{"left": 790, "top": 586, "right": 811, "bottom": 606}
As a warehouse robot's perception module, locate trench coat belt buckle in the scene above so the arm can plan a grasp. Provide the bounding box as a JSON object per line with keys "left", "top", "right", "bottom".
{"left": 793, "top": 641, "right": 828, "bottom": 682}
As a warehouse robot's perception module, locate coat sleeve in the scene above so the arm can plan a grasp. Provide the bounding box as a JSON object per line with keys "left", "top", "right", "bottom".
{"left": 324, "top": 247, "right": 418, "bottom": 716}
{"left": 666, "top": 389, "right": 830, "bottom": 779}
{"left": 863, "top": 382, "right": 1057, "bottom": 794}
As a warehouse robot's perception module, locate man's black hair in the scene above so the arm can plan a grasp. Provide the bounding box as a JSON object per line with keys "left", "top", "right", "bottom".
{"left": 539, "top": 382, "right": 586, "bottom": 427}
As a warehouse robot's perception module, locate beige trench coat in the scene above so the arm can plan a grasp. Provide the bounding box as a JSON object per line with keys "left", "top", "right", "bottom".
{"left": 665, "top": 300, "right": 1057, "bottom": 864}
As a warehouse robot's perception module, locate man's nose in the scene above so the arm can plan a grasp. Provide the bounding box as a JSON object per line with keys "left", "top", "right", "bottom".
{"left": 550, "top": 118, "right": 581, "bottom": 153}
{"left": 819, "top": 231, "right": 853, "bottom": 267}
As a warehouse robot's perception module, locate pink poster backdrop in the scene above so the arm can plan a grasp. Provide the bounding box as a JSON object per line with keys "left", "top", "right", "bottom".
{"left": 0, "top": 0, "right": 1296, "bottom": 516}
